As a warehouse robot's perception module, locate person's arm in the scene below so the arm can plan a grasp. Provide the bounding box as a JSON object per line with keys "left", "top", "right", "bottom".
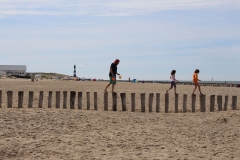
{"left": 174, "top": 76, "right": 178, "bottom": 82}
{"left": 197, "top": 74, "right": 201, "bottom": 81}
{"left": 110, "top": 67, "right": 115, "bottom": 76}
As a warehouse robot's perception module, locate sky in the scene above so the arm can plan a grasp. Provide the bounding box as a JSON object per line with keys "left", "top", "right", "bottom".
{"left": 0, "top": 0, "right": 240, "bottom": 81}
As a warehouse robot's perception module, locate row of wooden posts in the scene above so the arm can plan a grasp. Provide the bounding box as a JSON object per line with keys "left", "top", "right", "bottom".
{"left": 0, "top": 90, "right": 238, "bottom": 113}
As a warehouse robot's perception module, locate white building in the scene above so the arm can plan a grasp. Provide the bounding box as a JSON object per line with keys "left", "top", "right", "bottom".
{"left": 0, "top": 65, "right": 27, "bottom": 77}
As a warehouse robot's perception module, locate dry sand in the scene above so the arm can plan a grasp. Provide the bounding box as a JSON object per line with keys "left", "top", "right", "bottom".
{"left": 0, "top": 79, "right": 239, "bottom": 159}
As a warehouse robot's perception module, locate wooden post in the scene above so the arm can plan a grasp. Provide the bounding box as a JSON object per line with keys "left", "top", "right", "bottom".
{"left": 131, "top": 93, "right": 135, "bottom": 112}
{"left": 191, "top": 94, "right": 196, "bottom": 113}
{"left": 63, "top": 91, "right": 67, "bottom": 109}
{"left": 232, "top": 96, "right": 237, "bottom": 110}
{"left": 183, "top": 94, "right": 187, "bottom": 113}
{"left": 7, "top": 91, "right": 13, "bottom": 108}
{"left": 56, "top": 91, "right": 60, "bottom": 108}
{"left": 217, "top": 95, "right": 222, "bottom": 111}
{"left": 200, "top": 94, "right": 206, "bottom": 112}
{"left": 78, "top": 92, "right": 82, "bottom": 109}
{"left": 28, "top": 91, "right": 34, "bottom": 108}
{"left": 224, "top": 95, "right": 228, "bottom": 111}
{"left": 148, "top": 93, "right": 154, "bottom": 112}
{"left": 18, "top": 91, "right": 24, "bottom": 108}
{"left": 0, "top": 90, "right": 2, "bottom": 108}
{"left": 175, "top": 94, "right": 178, "bottom": 113}
{"left": 104, "top": 92, "right": 108, "bottom": 111}
{"left": 70, "top": 91, "right": 76, "bottom": 109}
{"left": 210, "top": 95, "right": 215, "bottom": 112}
{"left": 86, "top": 92, "right": 90, "bottom": 110}
{"left": 112, "top": 92, "right": 117, "bottom": 111}
{"left": 165, "top": 93, "right": 169, "bottom": 113}
{"left": 38, "top": 91, "right": 43, "bottom": 108}
{"left": 48, "top": 91, "right": 52, "bottom": 108}
{"left": 120, "top": 93, "right": 127, "bottom": 111}
{"left": 156, "top": 93, "right": 160, "bottom": 113}
{"left": 141, "top": 93, "right": 145, "bottom": 112}
{"left": 94, "top": 92, "right": 98, "bottom": 110}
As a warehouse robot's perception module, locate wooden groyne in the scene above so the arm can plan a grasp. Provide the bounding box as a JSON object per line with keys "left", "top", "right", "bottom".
{"left": 0, "top": 90, "right": 238, "bottom": 113}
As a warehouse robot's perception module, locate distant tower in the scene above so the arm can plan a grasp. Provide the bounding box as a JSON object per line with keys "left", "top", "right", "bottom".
{"left": 73, "top": 65, "right": 76, "bottom": 77}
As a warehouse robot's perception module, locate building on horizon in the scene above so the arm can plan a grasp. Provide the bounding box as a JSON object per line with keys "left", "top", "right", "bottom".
{"left": 0, "top": 65, "right": 27, "bottom": 77}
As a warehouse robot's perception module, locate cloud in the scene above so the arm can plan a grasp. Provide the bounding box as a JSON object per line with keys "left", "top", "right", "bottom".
{"left": 0, "top": 0, "right": 240, "bottom": 17}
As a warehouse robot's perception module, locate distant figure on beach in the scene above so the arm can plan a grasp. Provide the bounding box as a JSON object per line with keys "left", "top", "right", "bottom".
{"left": 192, "top": 69, "right": 203, "bottom": 95}
{"left": 166, "top": 70, "right": 178, "bottom": 94}
{"left": 104, "top": 59, "right": 120, "bottom": 93}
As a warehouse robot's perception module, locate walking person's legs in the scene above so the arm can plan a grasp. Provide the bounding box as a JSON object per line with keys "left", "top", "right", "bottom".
{"left": 166, "top": 81, "right": 174, "bottom": 93}
{"left": 104, "top": 83, "right": 111, "bottom": 92}
{"left": 192, "top": 83, "right": 198, "bottom": 94}
{"left": 198, "top": 84, "right": 203, "bottom": 94}
{"left": 112, "top": 84, "right": 115, "bottom": 93}
{"left": 105, "top": 76, "right": 117, "bottom": 93}
{"left": 173, "top": 81, "right": 177, "bottom": 94}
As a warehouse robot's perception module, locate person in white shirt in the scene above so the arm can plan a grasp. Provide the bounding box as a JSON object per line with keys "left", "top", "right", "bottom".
{"left": 166, "top": 70, "right": 178, "bottom": 94}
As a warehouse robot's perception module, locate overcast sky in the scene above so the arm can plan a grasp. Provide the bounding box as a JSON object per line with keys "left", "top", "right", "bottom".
{"left": 0, "top": 0, "right": 240, "bottom": 81}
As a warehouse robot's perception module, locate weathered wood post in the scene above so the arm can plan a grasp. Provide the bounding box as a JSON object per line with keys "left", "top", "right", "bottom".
{"left": 232, "top": 96, "right": 237, "bottom": 110}
{"left": 28, "top": 91, "right": 34, "bottom": 108}
{"left": 112, "top": 92, "right": 117, "bottom": 111}
{"left": 210, "top": 95, "right": 215, "bottom": 112}
{"left": 38, "top": 91, "right": 44, "bottom": 108}
{"left": 120, "top": 93, "right": 127, "bottom": 111}
{"left": 224, "top": 95, "right": 228, "bottom": 111}
{"left": 165, "top": 93, "right": 169, "bottom": 113}
{"left": 104, "top": 92, "right": 108, "bottom": 111}
{"left": 48, "top": 91, "right": 52, "bottom": 108}
{"left": 200, "top": 94, "right": 206, "bottom": 112}
{"left": 0, "top": 90, "right": 2, "bottom": 108}
{"left": 94, "top": 92, "right": 98, "bottom": 110}
{"left": 86, "top": 92, "right": 90, "bottom": 110}
{"left": 70, "top": 91, "right": 76, "bottom": 109}
{"left": 56, "top": 91, "right": 60, "bottom": 108}
{"left": 63, "top": 91, "right": 67, "bottom": 109}
{"left": 191, "top": 94, "right": 196, "bottom": 113}
{"left": 131, "top": 93, "right": 135, "bottom": 112}
{"left": 156, "top": 93, "right": 160, "bottom": 113}
{"left": 183, "top": 94, "right": 187, "bottom": 113}
{"left": 7, "top": 91, "right": 13, "bottom": 108}
{"left": 175, "top": 94, "right": 179, "bottom": 113}
{"left": 217, "top": 95, "right": 222, "bottom": 111}
{"left": 141, "top": 93, "right": 146, "bottom": 112}
{"left": 18, "top": 91, "right": 24, "bottom": 108}
{"left": 78, "top": 92, "right": 82, "bottom": 109}
{"left": 148, "top": 93, "right": 154, "bottom": 112}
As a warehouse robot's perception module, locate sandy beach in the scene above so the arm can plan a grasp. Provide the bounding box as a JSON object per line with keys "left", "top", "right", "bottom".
{"left": 0, "top": 79, "right": 239, "bottom": 159}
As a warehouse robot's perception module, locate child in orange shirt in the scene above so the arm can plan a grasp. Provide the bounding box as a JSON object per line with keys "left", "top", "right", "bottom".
{"left": 192, "top": 69, "right": 203, "bottom": 95}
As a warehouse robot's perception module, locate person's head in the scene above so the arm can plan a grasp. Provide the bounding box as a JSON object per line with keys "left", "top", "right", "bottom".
{"left": 194, "top": 69, "right": 200, "bottom": 73}
{"left": 114, "top": 59, "right": 120, "bottom": 65}
{"left": 171, "top": 70, "right": 176, "bottom": 75}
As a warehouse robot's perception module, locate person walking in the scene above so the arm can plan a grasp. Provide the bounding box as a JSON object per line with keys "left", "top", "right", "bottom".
{"left": 166, "top": 70, "right": 178, "bottom": 94}
{"left": 192, "top": 69, "right": 203, "bottom": 95}
{"left": 104, "top": 59, "right": 120, "bottom": 93}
